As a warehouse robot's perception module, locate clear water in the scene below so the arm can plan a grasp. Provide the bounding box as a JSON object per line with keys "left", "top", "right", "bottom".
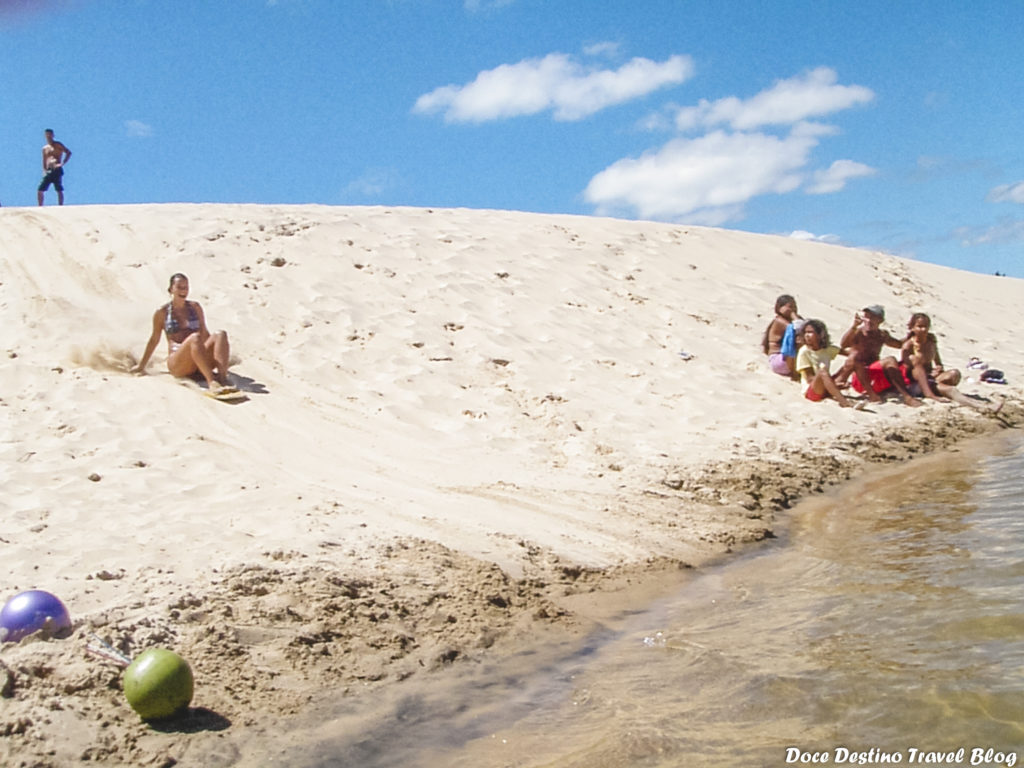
{"left": 260, "top": 433, "right": 1024, "bottom": 768}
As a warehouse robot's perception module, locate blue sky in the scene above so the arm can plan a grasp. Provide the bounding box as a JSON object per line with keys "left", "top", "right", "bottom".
{"left": 2, "top": 0, "right": 1022, "bottom": 277}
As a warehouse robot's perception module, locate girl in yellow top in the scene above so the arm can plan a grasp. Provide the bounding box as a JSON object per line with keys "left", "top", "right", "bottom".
{"left": 795, "top": 320, "right": 852, "bottom": 407}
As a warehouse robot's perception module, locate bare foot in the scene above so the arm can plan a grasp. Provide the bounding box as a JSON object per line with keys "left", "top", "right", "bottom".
{"left": 904, "top": 395, "right": 923, "bottom": 407}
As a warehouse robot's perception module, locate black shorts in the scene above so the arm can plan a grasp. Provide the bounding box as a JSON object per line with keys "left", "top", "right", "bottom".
{"left": 38, "top": 167, "right": 64, "bottom": 192}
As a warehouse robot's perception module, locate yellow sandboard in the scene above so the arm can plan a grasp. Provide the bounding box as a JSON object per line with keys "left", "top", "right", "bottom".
{"left": 203, "top": 386, "right": 248, "bottom": 403}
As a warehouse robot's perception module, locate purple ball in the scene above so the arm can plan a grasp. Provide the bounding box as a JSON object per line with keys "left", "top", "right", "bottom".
{"left": 0, "top": 590, "right": 72, "bottom": 643}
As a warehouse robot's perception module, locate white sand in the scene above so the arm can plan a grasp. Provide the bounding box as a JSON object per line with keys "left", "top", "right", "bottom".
{"left": 0, "top": 204, "right": 1019, "bottom": 765}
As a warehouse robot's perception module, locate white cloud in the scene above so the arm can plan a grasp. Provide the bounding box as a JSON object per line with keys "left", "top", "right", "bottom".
{"left": 806, "top": 159, "right": 877, "bottom": 194}
{"left": 636, "top": 104, "right": 679, "bottom": 133}
{"left": 789, "top": 230, "right": 841, "bottom": 244}
{"left": 917, "top": 156, "right": 944, "bottom": 171}
{"left": 955, "top": 217, "right": 1024, "bottom": 246}
{"left": 413, "top": 52, "right": 694, "bottom": 123}
{"left": 987, "top": 181, "right": 1024, "bottom": 204}
{"left": 586, "top": 68, "right": 876, "bottom": 223}
{"left": 341, "top": 167, "right": 400, "bottom": 200}
{"left": 584, "top": 126, "right": 825, "bottom": 224}
{"left": 124, "top": 119, "right": 153, "bottom": 138}
{"left": 674, "top": 67, "right": 874, "bottom": 132}
{"left": 583, "top": 41, "right": 621, "bottom": 58}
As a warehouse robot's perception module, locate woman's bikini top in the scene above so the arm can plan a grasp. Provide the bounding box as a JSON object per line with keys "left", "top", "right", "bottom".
{"left": 165, "top": 301, "right": 200, "bottom": 336}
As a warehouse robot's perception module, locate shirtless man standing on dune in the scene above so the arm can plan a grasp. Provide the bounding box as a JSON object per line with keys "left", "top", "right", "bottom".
{"left": 38, "top": 129, "right": 72, "bottom": 206}
{"left": 836, "top": 304, "right": 921, "bottom": 407}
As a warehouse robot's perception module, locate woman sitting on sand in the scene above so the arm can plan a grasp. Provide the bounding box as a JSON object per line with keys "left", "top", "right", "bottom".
{"left": 762, "top": 294, "right": 802, "bottom": 378}
{"left": 133, "top": 273, "right": 233, "bottom": 391}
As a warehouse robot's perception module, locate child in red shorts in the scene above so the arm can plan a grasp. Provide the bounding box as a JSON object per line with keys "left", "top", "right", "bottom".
{"left": 795, "top": 320, "right": 853, "bottom": 407}
{"left": 836, "top": 305, "right": 920, "bottom": 406}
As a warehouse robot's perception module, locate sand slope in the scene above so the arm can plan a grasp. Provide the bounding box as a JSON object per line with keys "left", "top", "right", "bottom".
{"left": 0, "top": 204, "right": 1019, "bottom": 765}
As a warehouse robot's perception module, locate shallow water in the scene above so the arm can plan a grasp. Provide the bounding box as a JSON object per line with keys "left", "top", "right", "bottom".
{"left": 270, "top": 433, "right": 1024, "bottom": 768}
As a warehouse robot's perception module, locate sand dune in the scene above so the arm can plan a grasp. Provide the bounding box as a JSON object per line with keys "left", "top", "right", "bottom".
{"left": 0, "top": 204, "right": 1018, "bottom": 765}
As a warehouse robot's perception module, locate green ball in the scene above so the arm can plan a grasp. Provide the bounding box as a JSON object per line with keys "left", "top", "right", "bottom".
{"left": 123, "top": 648, "right": 194, "bottom": 720}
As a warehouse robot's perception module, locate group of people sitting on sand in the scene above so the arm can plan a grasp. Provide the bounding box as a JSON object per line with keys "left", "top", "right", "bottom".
{"left": 763, "top": 295, "right": 1002, "bottom": 413}
{"left": 131, "top": 272, "right": 1001, "bottom": 416}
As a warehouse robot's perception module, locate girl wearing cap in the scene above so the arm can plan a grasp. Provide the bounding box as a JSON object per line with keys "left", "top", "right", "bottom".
{"left": 836, "top": 305, "right": 921, "bottom": 406}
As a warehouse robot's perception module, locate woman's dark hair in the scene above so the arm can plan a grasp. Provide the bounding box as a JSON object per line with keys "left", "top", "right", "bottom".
{"left": 907, "top": 312, "right": 930, "bottom": 329}
{"left": 167, "top": 273, "right": 188, "bottom": 292}
{"left": 803, "top": 318, "right": 830, "bottom": 348}
{"left": 762, "top": 294, "right": 797, "bottom": 354}
{"left": 905, "top": 312, "right": 931, "bottom": 341}
{"left": 774, "top": 294, "right": 796, "bottom": 314}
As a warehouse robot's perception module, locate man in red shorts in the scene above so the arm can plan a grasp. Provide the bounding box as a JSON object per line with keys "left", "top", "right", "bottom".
{"left": 836, "top": 305, "right": 921, "bottom": 406}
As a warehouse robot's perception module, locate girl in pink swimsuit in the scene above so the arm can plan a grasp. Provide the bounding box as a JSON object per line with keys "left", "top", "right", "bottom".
{"left": 762, "top": 294, "right": 801, "bottom": 377}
